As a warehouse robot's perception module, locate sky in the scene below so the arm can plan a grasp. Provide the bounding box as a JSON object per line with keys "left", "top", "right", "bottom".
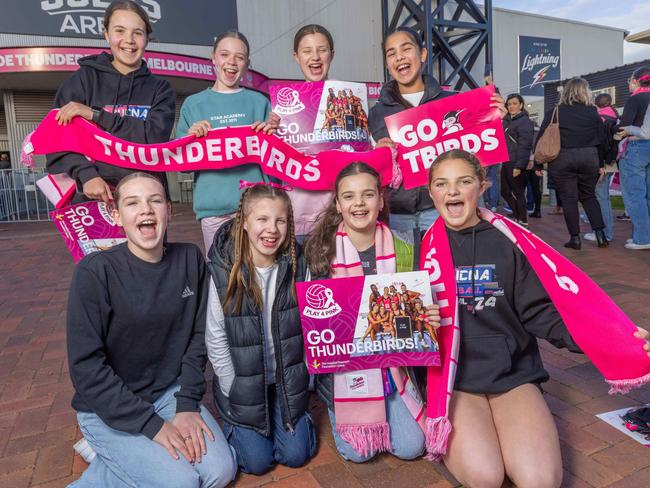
{"left": 493, "top": 0, "right": 650, "bottom": 63}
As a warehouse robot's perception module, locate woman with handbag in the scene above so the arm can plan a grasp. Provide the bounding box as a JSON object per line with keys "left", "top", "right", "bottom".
{"left": 536, "top": 77, "right": 608, "bottom": 250}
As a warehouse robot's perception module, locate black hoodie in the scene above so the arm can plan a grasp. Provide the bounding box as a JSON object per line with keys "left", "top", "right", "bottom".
{"left": 447, "top": 220, "right": 581, "bottom": 394}
{"left": 46, "top": 52, "right": 175, "bottom": 189}
{"left": 369, "top": 75, "right": 456, "bottom": 215}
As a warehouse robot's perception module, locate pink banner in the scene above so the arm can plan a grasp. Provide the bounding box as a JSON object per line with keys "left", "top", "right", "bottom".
{"left": 270, "top": 80, "right": 372, "bottom": 153}
{"left": 28, "top": 110, "right": 395, "bottom": 191}
{"left": 0, "top": 47, "right": 268, "bottom": 89}
{"left": 51, "top": 201, "right": 126, "bottom": 263}
{"left": 385, "top": 85, "right": 509, "bottom": 189}
{"left": 297, "top": 271, "right": 440, "bottom": 374}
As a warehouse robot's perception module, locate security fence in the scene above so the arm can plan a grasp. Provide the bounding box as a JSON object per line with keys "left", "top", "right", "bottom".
{"left": 0, "top": 169, "right": 54, "bottom": 222}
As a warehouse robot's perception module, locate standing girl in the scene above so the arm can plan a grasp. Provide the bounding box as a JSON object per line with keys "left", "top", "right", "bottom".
{"left": 290, "top": 24, "right": 337, "bottom": 240}
{"left": 424, "top": 149, "right": 650, "bottom": 487}
{"left": 177, "top": 31, "right": 277, "bottom": 252}
{"left": 67, "top": 173, "right": 236, "bottom": 487}
{"left": 304, "top": 162, "right": 439, "bottom": 462}
{"left": 368, "top": 26, "right": 506, "bottom": 233}
{"left": 47, "top": 0, "right": 175, "bottom": 203}
{"left": 204, "top": 183, "right": 316, "bottom": 475}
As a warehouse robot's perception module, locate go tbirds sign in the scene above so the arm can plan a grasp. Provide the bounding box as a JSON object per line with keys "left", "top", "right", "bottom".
{"left": 518, "top": 36, "right": 561, "bottom": 97}
{"left": 0, "top": 0, "right": 237, "bottom": 46}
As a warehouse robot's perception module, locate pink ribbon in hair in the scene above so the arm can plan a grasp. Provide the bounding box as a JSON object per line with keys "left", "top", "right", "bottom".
{"left": 238, "top": 180, "right": 293, "bottom": 191}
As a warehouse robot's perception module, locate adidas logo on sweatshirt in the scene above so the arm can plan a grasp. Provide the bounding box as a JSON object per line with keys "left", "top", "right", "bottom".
{"left": 181, "top": 286, "right": 194, "bottom": 299}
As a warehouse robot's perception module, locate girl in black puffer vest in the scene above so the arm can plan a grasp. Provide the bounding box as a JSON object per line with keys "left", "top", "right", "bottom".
{"left": 205, "top": 183, "right": 315, "bottom": 476}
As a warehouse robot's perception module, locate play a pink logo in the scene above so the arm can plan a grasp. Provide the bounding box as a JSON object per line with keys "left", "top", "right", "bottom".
{"left": 303, "top": 284, "right": 341, "bottom": 319}
{"left": 273, "top": 87, "right": 305, "bottom": 116}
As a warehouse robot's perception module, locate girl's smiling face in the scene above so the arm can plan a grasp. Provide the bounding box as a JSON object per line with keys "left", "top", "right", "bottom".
{"left": 384, "top": 31, "right": 427, "bottom": 92}
{"left": 213, "top": 37, "right": 249, "bottom": 91}
{"left": 429, "top": 158, "right": 486, "bottom": 231}
{"left": 294, "top": 33, "right": 334, "bottom": 82}
{"left": 335, "top": 172, "right": 383, "bottom": 236}
{"left": 243, "top": 197, "right": 288, "bottom": 268}
{"left": 104, "top": 9, "right": 148, "bottom": 75}
{"left": 113, "top": 176, "right": 169, "bottom": 263}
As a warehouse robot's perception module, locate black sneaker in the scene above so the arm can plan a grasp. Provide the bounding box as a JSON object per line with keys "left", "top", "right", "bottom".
{"left": 616, "top": 213, "right": 631, "bottom": 222}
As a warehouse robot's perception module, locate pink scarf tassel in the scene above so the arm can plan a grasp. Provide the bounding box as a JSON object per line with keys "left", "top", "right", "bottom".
{"left": 424, "top": 416, "right": 452, "bottom": 462}
{"left": 337, "top": 422, "right": 392, "bottom": 458}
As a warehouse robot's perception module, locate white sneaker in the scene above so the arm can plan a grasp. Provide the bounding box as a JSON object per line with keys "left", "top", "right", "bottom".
{"left": 624, "top": 242, "right": 650, "bottom": 250}
{"left": 73, "top": 437, "right": 96, "bottom": 463}
{"left": 584, "top": 233, "right": 596, "bottom": 241}
{"left": 627, "top": 238, "right": 634, "bottom": 244}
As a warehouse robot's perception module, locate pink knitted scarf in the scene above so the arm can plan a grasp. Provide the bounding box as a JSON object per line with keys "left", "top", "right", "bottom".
{"left": 331, "top": 221, "right": 425, "bottom": 457}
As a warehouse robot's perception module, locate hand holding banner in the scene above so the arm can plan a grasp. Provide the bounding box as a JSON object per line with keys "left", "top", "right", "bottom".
{"left": 385, "top": 85, "right": 509, "bottom": 189}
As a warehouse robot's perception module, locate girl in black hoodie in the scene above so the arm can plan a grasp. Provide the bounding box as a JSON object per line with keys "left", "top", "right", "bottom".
{"left": 368, "top": 27, "right": 506, "bottom": 234}
{"left": 46, "top": 0, "right": 175, "bottom": 203}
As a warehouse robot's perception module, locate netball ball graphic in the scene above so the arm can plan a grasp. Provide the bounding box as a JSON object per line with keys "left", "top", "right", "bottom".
{"left": 277, "top": 87, "right": 299, "bottom": 107}
{"left": 273, "top": 86, "right": 305, "bottom": 115}
{"left": 302, "top": 284, "right": 342, "bottom": 319}
{"left": 305, "top": 284, "right": 330, "bottom": 309}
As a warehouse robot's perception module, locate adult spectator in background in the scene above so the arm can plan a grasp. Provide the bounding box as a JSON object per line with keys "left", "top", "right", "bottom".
{"left": 617, "top": 66, "right": 650, "bottom": 250}
{"left": 537, "top": 77, "right": 608, "bottom": 250}
{"left": 584, "top": 93, "right": 619, "bottom": 244}
{"left": 502, "top": 94, "right": 534, "bottom": 227}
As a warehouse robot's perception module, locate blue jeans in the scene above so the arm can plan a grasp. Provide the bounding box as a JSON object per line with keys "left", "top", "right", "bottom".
{"left": 222, "top": 387, "right": 316, "bottom": 475}
{"left": 70, "top": 385, "right": 237, "bottom": 488}
{"left": 595, "top": 172, "right": 614, "bottom": 241}
{"left": 484, "top": 163, "right": 500, "bottom": 208}
{"left": 327, "top": 389, "right": 425, "bottom": 463}
{"left": 620, "top": 140, "right": 650, "bottom": 244}
{"left": 389, "top": 208, "right": 439, "bottom": 234}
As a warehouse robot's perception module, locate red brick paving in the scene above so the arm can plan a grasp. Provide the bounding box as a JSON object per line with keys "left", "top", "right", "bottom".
{"left": 1, "top": 205, "right": 649, "bottom": 487}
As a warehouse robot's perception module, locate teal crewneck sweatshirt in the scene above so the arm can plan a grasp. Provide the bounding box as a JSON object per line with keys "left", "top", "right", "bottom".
{"left": 176, "top": 88, "right": 271, "bottom": 219}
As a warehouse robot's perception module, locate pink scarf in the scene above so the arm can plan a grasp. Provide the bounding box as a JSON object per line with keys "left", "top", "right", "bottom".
{"left": 331, "top": 221, "right": 425, "bottom": 457}
{"left": 420, "top": 210, "right": 650, "bottom": 461}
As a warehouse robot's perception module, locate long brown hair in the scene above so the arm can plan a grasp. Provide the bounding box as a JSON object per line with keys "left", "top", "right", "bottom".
{"left": 304, "top": 162, "right": 388, "bottom": 277}
{"left": 224, "top": 185, "right": 297, "bottom": 314}
{"left": 293, "top": 24, "right": 334, "bottom": 53}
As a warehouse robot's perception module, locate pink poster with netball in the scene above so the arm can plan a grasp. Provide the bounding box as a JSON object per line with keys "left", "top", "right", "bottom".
{"left": 50, "top": 201, "right": 126, "bottom": 263}
{"left": 297, "top": 271, "right": 440, "bottom": 374}
{"left": 270, "top": 80, "right": 372, "bottom": 153}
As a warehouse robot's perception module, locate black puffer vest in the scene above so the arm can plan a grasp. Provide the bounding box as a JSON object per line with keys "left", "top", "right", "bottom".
{"left": 207, "top": 221, "right": 309, "bottom": 435}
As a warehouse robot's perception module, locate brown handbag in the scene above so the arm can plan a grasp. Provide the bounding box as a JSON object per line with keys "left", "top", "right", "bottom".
{"left": 534, "top": 106, "right": 561, "bottom": 164}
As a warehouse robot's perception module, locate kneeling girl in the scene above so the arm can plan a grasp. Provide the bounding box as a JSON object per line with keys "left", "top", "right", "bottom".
{"left": 205, "top": 183, "right": 316, "bottom": 475}
{"left": 67, "top": 173, "right": 236, "bottom": 488}
{"left": 304, "top": 162, "right": 440, "bottom": 462}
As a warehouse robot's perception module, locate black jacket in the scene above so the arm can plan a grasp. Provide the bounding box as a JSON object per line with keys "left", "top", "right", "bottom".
{"left": 503, "top": 111, "right": 534, "bottom": 169}
{"left": 46, "top": 52, "right": 175, "bottom": 189}
{"left": 448, "top": 221, "right": 580, "bottom": 394}
{"left": 537, "top": 104, "right": 607, "bottom": 165}
{"left": 369, "top": 75, "right": 456, "bottom": 215}
{"left": 207, "top": 221, "right": 309, "bottom": 435}
{"left": 67, "top": 243, "right": 208, "bottom": 440}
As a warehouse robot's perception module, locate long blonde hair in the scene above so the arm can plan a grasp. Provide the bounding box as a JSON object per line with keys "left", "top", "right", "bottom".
{"left": 224, "top": 185, "right": 297, "bottom": 314}
{"left": 560, "top": 77, "right": 593, "bottom": 106}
